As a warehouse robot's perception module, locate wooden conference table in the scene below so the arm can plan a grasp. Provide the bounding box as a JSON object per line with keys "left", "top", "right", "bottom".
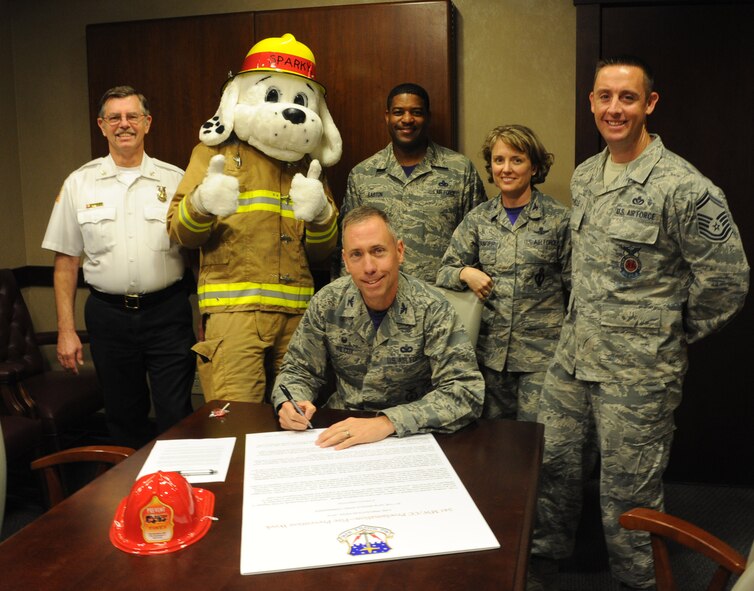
{"left": 0, "top": 401, "right": 543, "bottom": 591}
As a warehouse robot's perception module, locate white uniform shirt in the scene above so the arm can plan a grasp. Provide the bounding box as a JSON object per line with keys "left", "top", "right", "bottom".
{"left": 42, "top": 154, "right": 185, "bottom": 295}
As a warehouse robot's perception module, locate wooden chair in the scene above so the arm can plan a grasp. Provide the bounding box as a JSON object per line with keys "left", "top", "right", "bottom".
{"left": 620, "top": 507, "right": 754, "bottom": 591}
{"left": 31, "top": 445, "right": 134, "bottom": 508}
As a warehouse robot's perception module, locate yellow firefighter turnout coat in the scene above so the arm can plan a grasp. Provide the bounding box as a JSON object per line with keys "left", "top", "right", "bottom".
{"left": 168, "top": 141, "right": 338, "bottom": 315}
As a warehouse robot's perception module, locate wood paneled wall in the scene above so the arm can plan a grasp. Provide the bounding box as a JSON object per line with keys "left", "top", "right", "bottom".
{"left": 86, "top": 13, "right": 253, "bottom": 172}
{"left": 86, "top": 1, "right": 456, "bottom": 209}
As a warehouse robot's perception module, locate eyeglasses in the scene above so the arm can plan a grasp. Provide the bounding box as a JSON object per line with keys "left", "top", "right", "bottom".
{"left": 101, "top": 112, "right": 146, "bottom": 126}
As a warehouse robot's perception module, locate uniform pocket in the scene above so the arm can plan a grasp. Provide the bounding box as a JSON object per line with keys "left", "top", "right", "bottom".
{"left": 144, "top": 205, "right": 171, "bottom": 251}
{"left": 380, "top": 340, "right": 430, "bottom": 400}
{"left": 193, "top": 337, "right": 223, "bottom": 401}
{"left": 192, "top": 337, "right": 222, "bottom": 362}
{"left": 202, "top": 229, "right": 232, "bottom": 266}
{"left": 479, "top": 239, "right": 498, "bottom": 266}
{"left": 598, "top": 303, "right": 662, "bottom": 366}
{"left": 76, "top": 207, "right": 117, "bottom": 255}
{"left": 608, "top": 212, "right": 660, "bottom": 245}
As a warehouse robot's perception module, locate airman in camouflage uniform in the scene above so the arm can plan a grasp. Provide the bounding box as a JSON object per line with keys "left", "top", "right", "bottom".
{"left": 437, "top": 190, "right": 570, "bottom": 421}
{"left": 530, "top": 57, "right": 749, "bottom": 591}
{"left": 338, "top": 83, "right": 486, "bottom": 283}
{"left": 437, "top": 125, "right": 570, "bottom": 422}
{"left": 273, "top": 206, "right": 483, "bottom": 448}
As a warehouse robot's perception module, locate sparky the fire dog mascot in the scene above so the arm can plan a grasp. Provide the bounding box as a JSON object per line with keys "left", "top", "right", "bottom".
{"left": 168, "top": 34, "right": 342, "bottom": 402}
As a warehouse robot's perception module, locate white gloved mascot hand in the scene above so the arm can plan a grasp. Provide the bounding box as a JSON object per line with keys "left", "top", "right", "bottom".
{"left": 289, "top": 160, "right": 332, "bottom": 223}
{"left": 191, "top": 154, "right": 239, "bottom": 217}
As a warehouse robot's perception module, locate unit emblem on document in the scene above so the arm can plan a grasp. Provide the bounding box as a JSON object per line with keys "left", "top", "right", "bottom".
{"left": 338, "top": 525, "right": 393, "bottom": 556}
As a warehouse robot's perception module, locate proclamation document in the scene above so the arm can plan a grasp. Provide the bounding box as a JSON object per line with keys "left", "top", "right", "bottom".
{"left": 240, "top": 430, "right": 499, "bottom": 575}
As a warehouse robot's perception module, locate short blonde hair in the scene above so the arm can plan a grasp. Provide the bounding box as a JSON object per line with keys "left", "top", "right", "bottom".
{"left": 481, "top": 124, "right": 553, "bottom": 186}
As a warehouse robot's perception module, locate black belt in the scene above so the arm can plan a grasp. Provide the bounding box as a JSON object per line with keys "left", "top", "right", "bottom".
{"left": 89, "top": 282, "right": 185, "bottom": 311}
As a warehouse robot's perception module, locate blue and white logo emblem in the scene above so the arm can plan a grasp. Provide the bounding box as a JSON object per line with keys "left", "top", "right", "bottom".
{"left": 338, "top": 525, "right": 393, "bottom": 556}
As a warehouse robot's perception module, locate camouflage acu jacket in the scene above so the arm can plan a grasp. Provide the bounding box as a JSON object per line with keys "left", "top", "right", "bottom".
{"left": 340, "top": 141, "right": 486, "bottom": 283}
{"left": 271, "top": 273, "right": 484, "bottom": 436}
{"left": 559, "top": 135, "right": 749, "bottom": 383}
{"left": 437, "top": 190, "right": 571, "bottom": 372}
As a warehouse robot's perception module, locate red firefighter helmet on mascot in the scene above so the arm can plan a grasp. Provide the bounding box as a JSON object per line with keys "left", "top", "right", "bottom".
{"left": 110, "top": 471, "right": 215, "bottom": 555}
{"left": 237, "top": 33, "right": 325, "bottom": 94}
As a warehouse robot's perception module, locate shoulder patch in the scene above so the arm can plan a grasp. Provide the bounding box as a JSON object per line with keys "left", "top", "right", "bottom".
{"left": 695, "top": 192, "right": 732, "bottom": 242}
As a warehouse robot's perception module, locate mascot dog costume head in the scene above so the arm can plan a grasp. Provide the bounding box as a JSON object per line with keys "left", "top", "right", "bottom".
{"left": 199, "top": 33, "right": 342, "bottom": 167}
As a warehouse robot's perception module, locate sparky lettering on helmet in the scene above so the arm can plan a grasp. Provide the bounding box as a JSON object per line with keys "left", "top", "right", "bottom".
{"left": 241, "top": 51, "right": 316, "bottom": 79}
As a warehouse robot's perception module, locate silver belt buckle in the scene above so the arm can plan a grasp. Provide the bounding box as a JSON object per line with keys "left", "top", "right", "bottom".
{"left": 124, "top": 294, "right": 140, "bottom": 310}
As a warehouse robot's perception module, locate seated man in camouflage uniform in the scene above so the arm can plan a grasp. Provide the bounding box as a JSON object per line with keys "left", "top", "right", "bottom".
{"left": 272, "top": 206, "right": 484, "bottom": 449}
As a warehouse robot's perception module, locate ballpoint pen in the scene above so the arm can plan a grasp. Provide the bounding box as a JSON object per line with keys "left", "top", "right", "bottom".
{"left": 279, "top": 384, "right": 313, "bottom": 429}
{"left": 179, "top": 469, "right": 217, "bottom": 477}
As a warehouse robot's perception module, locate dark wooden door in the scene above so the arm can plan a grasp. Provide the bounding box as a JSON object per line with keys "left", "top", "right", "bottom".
{"left": 576, "top": 1, "right": 754, "bottom": 485}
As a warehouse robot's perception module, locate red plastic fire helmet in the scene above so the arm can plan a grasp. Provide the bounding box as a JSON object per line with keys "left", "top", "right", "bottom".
{"left": 110, "top": 471, "right": 215, "bottom": 555}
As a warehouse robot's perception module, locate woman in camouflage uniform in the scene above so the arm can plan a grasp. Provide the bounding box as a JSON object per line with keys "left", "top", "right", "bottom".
{"left": 437, "top": 125, "right": 571, "bottom": 420}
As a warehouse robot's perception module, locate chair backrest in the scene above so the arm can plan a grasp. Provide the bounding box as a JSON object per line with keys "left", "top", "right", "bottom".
{"left": 0, "top": 269, "right": 44, "bottom": 377}
{"left": 432, "top": 287, "right": 483, "bottom": 347}
{"left": 31, "top": 445, "right": 135, "bottom": 508}
{"left": 620, "top": 507, "right": 747, "bottom": 591}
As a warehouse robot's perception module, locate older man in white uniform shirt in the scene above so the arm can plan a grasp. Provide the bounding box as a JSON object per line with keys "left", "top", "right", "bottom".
{"left": 42, "top": 86, "right": 195, "bottom": 449}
